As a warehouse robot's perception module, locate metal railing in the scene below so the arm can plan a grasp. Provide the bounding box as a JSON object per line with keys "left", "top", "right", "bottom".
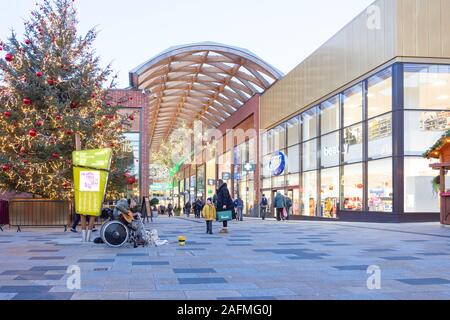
{"left": 9, "top": 199, "right": 71, "bottom": 232}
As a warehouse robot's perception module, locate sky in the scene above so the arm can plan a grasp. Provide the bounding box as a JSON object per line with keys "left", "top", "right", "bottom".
{"left": 1, "top": 0, "right": 375, "bottom": 88}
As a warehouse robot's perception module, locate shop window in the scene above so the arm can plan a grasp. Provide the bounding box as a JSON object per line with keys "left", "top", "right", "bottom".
{"left": 368, "top": 158, "right": 393, "bottom": 212}
{"left": 273, "top": 124, "right": 286, "bottom": 151}
{"left": 320, "top": 95, "right": 340, "bottom": 135}
{"left": 404, "top": 64, "right": 450, "bottom": 110}
{"left": 287, "top": 144, "right": 300, "bottom": 173}
{"left": 286, "top": 174, "right": 299, "bottom": 187}
{"left": 320, "top": 167, "right": 340, "bottom": 218}
{"left": 404, "top": 111, "right": 450, "bottom": 156}
{"left": 262, "top": 155, "right": 272, "bottom": 178}
{"left": 302, "top": 139, "right": 318, "bottom": 171}
{"left": 341, "top": 163, "right": 363, "bottom": 211}
{"left": 343, "top": 84, "right": 363, "bottom": 127}
{"left": 262, "top": 178, "right": 271, "bottom": 189}
{"left": 287, "top": 116, "right": 300, "bottom": 146}
{"left": 321, "top": 132, "right": 340, "bottom": 168}
{"left": 272, "top": 175, "right": 286, "bottom": 188}
{"left": 404, "top": 158, "right": 440, "bottom": 213}
{"left": 302, "top": 171, "right": 317, "bottom": 217}
{"left": 368, "top": 113, "right": 392, "bottom": 159}
{"left": 343, "top": 124, "right": 363, "bottom": 164}
{"left": 368, "top": 68, "right": 392, "bottom": 119}
{"left": 302, "top": 107, "right": 318, "bottom": 141}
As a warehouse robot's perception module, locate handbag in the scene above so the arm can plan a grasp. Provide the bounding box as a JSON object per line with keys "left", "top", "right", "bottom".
{"left": 282, "top": 208, "right": 288, "bottom": 218}
{"left": 217, "top": 210, "right": 233, "bottom": 222}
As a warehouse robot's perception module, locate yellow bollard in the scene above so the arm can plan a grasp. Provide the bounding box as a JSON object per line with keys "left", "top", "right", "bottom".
{"left": 178, "top": 236, "right": 186, "bottom": 247}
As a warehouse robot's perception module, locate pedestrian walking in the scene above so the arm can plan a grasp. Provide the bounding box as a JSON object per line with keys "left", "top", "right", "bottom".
{"left": 234, "top": 196, "right": 244, "bottom": 221}
{"left": 184, "top": 201, "right": 191, "bottom": 217}
{"left": 260, "top": 194, "right": 268, "bottom": 220}
{"left": 194, "top": 198, "right": 204, "bottom": 219}
{"left": 167, "top": 203, "right": 173, "bottom": 218}
{"left": 273, "top": 191, "right": 286, "bottom": 221}
{"left": 216, "top": 179, "right": 234, "bottom": 233}
{"left": 284, "top": 195, "right": 292, "bottom": 221}
{"left": 202, "top": 198, "right": 216, "bottom": 235}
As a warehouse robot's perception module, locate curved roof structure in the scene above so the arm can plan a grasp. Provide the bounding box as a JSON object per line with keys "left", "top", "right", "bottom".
{"left": 129, "top": 42, "right": 283, "bottom": 150}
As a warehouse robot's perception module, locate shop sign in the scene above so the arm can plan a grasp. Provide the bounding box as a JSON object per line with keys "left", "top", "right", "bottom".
{"left": 243, "top": 163, "right": 256, "bottom": 172}
{"left": 323, "top": 144, "right": 349, "bottom": 157}
{"left": 222, "top": 172, "right": 231, "bottom": 180}
{"left": 234, "top": 172, "right": 242, "bottom": 181}
{"left": 269, "top": 151, "right": 286, "bottom": 176}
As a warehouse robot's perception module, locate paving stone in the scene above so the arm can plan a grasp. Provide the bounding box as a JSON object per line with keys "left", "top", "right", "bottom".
{"left": 173, "top": 268, "right": 216, "bottom": 274}
{"left": 396, "top": 278, "right": 450, "bottom": 285}
{"left": 178, "top": 277, "right": 227, "bottom": 284}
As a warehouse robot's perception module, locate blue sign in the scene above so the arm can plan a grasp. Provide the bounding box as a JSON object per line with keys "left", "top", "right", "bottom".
{"left": 269, "top": 151, "right": 286, "bottom": 176}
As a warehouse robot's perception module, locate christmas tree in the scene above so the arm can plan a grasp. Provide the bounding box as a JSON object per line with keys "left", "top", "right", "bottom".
{"left": 0, "top": 0, "right": 137, "bottom": 199}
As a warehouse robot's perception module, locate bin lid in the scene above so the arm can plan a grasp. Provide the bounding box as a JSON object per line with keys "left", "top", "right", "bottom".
{"left": 72, "top": 148, "right": 112, "bottom": 170}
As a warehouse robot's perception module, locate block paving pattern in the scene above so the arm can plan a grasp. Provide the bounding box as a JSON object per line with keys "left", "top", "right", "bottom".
{"left": 1, "top": 217, "right": 450, "bottom": 300}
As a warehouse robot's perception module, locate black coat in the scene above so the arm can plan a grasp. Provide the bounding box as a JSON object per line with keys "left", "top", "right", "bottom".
{"left": 216, "top": 183, "right": 234, "bottom": 211}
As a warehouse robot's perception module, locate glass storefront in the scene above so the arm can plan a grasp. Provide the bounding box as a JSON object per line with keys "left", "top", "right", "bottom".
{"left": 261, "top": 63, "right": 449, "bottom": 217}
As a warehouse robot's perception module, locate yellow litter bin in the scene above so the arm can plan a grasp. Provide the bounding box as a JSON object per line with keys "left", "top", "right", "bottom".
{"left": 73, "top": 148, "right": 112, "bottom": 217}
{"left": 178, "top": 236, "right": 186, "bottom": 246}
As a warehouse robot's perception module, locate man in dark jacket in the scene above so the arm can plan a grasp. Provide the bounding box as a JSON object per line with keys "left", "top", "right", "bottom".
{"left": 273, "top": 191, "right": 286, "bottom": 221}
{"left": 216, "top": 179, "right": 234, "bottom": 233}
{"left": 194, "top": 198, "right": 204, "bottom": 219}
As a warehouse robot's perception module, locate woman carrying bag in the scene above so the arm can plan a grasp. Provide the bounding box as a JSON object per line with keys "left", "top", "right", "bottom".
{"left": 215, "top": 179, "right": 234, "bottom": 234}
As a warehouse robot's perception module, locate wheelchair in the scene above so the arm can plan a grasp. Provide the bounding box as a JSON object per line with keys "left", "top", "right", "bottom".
{"left": 100, "top": 200, "right": 150, "bottom": 248}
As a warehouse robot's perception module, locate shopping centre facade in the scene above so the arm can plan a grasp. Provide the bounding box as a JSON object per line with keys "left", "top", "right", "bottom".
{"left": 119, "top": 0, "right": 450, "bottom": 222}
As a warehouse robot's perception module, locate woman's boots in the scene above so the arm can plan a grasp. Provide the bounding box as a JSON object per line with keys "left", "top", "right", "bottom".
{"left": 81, "top": 229, "right": 92, "bottom": 242}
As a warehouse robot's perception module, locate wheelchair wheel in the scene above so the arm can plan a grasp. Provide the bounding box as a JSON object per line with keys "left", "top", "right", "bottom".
{"left": 101, "top": 220, "right": 129, "bottom": 248}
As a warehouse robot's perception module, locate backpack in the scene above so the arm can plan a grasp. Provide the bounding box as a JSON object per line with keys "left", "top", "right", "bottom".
{"left": 286, "top": 198, "right": 292, "bottom": 207}
{"left": 261, "top": 197, "right": 268, "bottom": 206}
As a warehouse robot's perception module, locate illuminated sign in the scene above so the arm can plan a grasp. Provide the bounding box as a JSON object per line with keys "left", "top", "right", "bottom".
{"left": 269, "top": 151, "right": 286, "bottom": 176}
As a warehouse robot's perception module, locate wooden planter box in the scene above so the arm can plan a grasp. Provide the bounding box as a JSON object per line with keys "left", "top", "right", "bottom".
{"left": 8, "top": 199, "right": 71, "bottom": 232}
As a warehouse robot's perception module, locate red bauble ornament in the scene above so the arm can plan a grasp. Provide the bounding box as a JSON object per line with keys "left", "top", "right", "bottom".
{"left": 2, "top": 165, "right": 10, "bottom": 172}
{"left": 36, "top": 71, "right": 43, "bottom": 77}
{"left": 51, "top": 153, "right": 59, "bottom": 159}
{"left": 28, "top": 129, "right": 37, "bottom": 137}
{"left": 66, "top": 129, "right": 73, "bottom": 135}
{"left": 47, "top": 78, "right": 57, "bottom": 85}
{"left": 126, "top": 177, "right": 137, "bottom": 185}
{"left": 20, "top": 147, "right": 26, "bottom": 154}
{"left": 23, "top": 159, "right": 29, "bottom": 164}
{"left": 70, "top": 102, "right": 78, "bottom": 109}
{"left": 5, "top": 53, "right": 13, "bottom": 62}
{"left": 35, "top": 120, "right": 44, "bottom": 127}
{"left": 55, "top": 115, "right": 62, "bottom": 121}
{"left": 129, "top": 115, "right": 134, "bottom": 121}
{"left": 23, "top": 98, "right": 32, "bottom": 105}
{"left": 4, "top": 111, "right": 11, "bottom": 119}
{"left": 96, "top": 122, "right": 103, "bottom": 128}
{"left": 25, "top": 39, "right": 31, "bottom": 45}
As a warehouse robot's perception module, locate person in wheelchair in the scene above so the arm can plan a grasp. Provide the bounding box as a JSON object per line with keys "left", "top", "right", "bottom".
{"left": 100, "top": 199, "right": 151, "bottom": 248}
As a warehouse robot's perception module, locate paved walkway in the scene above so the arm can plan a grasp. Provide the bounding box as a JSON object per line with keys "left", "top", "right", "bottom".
{"left": 1, "top": 216, "right": 450, "bottom": 300}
